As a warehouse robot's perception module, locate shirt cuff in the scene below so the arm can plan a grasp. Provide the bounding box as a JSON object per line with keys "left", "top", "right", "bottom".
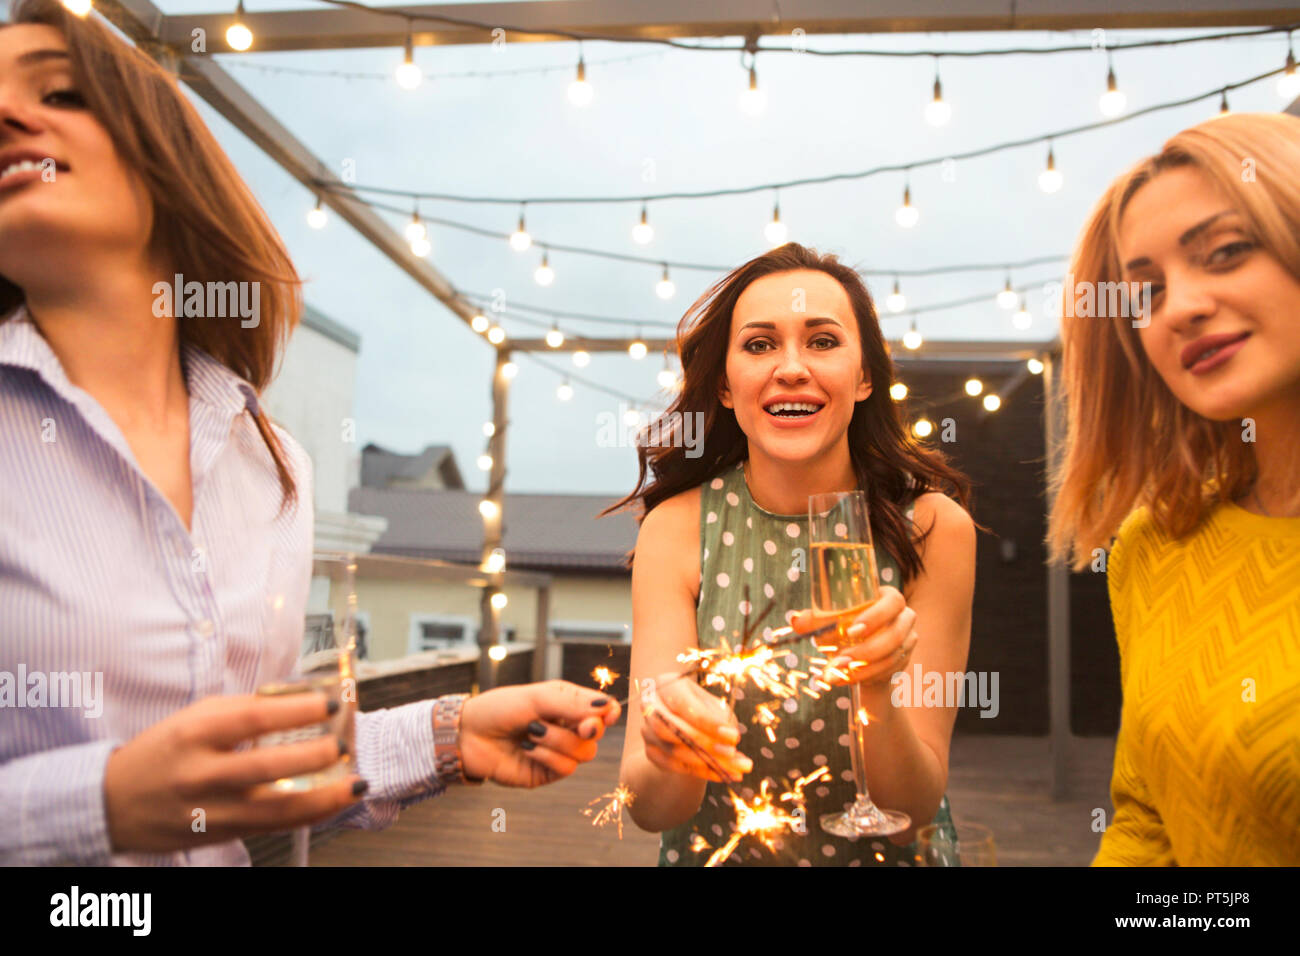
{"left": 0, "top": 738, "right": 121, "bottom": 865}
{"left": 339, "top": 700, "right": 446, "bottom": 829}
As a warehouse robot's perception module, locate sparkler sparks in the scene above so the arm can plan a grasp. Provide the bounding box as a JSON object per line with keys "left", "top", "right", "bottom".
{"left": 702, "top": 767, "right": 831, "bottom": 867}
{"left": 590, "top": 665, "right": 619, "bottom": 690}
{"left": 582, "top": 783, "right": 635, "bottom": 839}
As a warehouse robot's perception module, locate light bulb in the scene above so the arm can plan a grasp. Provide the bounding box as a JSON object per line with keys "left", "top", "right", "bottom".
{"left": 477, "top": 454, "right": 493, "bottom": 471}
{"left": 487, "top": 644, "right": 507, "bottom": 661}
{"left": 485, "top": 548, "right": 506, "bottom": 574}
{"left": 1099, "top": 67, "right": 1126, "bottom": 117}
{"left": 1038, "top": 145, "right": 1063, "bottom": 193}
{"left": 657, "top": 365, "right": 677, "bottom": 389}
{"left": 1218, "top": 91, "right": 1230, "bottom": 116}
{"left": 478, "top": 499, "right": 499, "bottom": 519}
{"left": 765, "top": 203, "right": 788, "bottom": 246}
{"left": 983, "top": 394, "right": 1002, "bottom": 412}
{"left": 62, "top": 0, "right": 92, "bottom": 16}
{"left": 903, "top": 323, "right": 923, "bottom": 350}
{"left": 1012, "top": 300, "right": 1033, "bottom": 330}
{"left": 501, "top": 361, "right": 518, "bottom": 380}
{"left": 1027, "top": 358, "right": 1044, "bottom": 375}
{"left": 656, "top": 266, "right": 675, "bottom": 300}
{"left": 226, "top": 2, "right": 252, "bottom": 51}
{"left": 739, "top": 66, "right": 766, "bottom": 116}
{"left": 623, "top": 406, "right": 641, "bottom": 427}
{"left": 886, "top": 278, "right": 906, "bottom": 314}
{"left": 490, "top": 592, "right": 508, "bottom": 611}
{"left": 913, "top": 418, "right": 934, "bottom": 438}
{"left": 890, "top": 382, "right": 908, "bottom": 401}
{"left": 534, "top": 251, "right": 555, "bottom": 287}
{"left": 632, "top": 205, "right": 654, "bottom": 244}
{"left": 482, "top": 422, "right": 495, "bottom": 437}
{"left": 568, "top": 57, "right": 593, "bottom": 107}
{"left": 572, "top": 350, "right": 590, "bottom": 368}
{"left": 405, "top": 212, "right": 427, "bottom": 243}
{"left": 395, "top": 60, "right": 422, "bottom": 91}
{"left": 557, "top": 380, "right": 574, "bottom": 401}
{"left": 509, "top": 208, "right": 531, "bottom": 251}
{"left": 997, "top": 278, "right": 1018, "bottom": 310}
{"left": 925, "top": 76, "right": 951, "bottom": 127}
{"left": 965, "top": 378, "right": 984, "bottom": 396}
{"left": 471, "top": 312, "right": 489, "bottom": 333}
{"left": 487, "top": 325, "right": 506, "bottom": 345}
{"left": 306, "top": 198, "right": 327, "bottom": 229}
{"left": 628, "top": 338, "right": 648, "bottom": 361}
{"left": 1279, "top": 51, "right": 1300, "bottom": 99}
{"left": 409, "top": 236, "right": 431, "bottom": 258}
{"left": 546, "top": 325, "right": 565, "bottom": 348}
{"left": 895, "top": 185, "right": 918, "bottom": 228}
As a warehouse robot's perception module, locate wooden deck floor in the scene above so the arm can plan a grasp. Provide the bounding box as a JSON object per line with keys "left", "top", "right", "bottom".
{"left": 307, "top": 729, "right": 1116, "bottom": 867}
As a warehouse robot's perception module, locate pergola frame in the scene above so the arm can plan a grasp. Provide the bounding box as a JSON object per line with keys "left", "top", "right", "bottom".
{"left": 87, "top": 0, "right": 1267, "bottom": 798}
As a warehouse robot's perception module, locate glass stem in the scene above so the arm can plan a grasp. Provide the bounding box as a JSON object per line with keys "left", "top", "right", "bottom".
{"left": 848, "top": 680, "right": 871, "bottom": 802}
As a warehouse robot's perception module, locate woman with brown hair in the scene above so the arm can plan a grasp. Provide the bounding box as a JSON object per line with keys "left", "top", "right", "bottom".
{"left": 1047, "top": 112, "right": 1300, "bottom": 865}
{"left": 612, "top": 242, "right": 977, "bottom": 865}
{"left": 0, "top": 0, "right": 619, "bottom": 865}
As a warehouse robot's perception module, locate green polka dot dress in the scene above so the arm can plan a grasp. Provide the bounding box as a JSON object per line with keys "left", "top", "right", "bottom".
{"left": 657, "top": 461, "right": 958, "bottom": 867}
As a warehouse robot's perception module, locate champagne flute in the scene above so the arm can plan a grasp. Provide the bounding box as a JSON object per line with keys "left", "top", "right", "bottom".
{"left": 809, "top": 491, "right": 911, "bottom": 839}
{"left": 916, "top": 822, "right": 997, "bottom": 866}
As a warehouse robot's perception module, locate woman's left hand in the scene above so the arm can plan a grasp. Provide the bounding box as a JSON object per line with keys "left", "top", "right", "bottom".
{"left": 790, "top": 586, "right": 919, "bottom": 687}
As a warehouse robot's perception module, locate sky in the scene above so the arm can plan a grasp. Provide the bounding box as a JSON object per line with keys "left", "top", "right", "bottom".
{"left": 19, "top": 1, "right": 1297, "bottom": 494}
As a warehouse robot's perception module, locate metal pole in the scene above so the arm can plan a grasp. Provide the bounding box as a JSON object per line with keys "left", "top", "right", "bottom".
{"left": 477, "top": 349, "right": 510, "bottom": 690}
{"left": 1043, "top": 352, "right": 1072, "bottom": 800}
{"left": 532, "top": 584, "right": 550, "bottom": 683}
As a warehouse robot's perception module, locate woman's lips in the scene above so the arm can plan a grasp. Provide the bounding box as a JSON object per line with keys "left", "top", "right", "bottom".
{"left": 762, "top": 405, "right": 825, "bottom": 428}
{"left": 1187, "top": 333, "right": 1249, "bottom": 375}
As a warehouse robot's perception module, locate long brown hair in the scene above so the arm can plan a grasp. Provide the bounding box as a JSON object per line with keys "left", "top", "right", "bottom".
{"left": 1046, "top": 113, "right": 1300, "bottom": 570}
{"left": 1, "top": 0, "right": 300, "bottom": 503}
{"left": 606, "top": 243, "right": 974, "bottom": 586}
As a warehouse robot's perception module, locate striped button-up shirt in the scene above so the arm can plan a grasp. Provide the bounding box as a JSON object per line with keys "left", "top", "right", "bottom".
{"left": 0, "top": 308, "right": 444, "bottom": 865}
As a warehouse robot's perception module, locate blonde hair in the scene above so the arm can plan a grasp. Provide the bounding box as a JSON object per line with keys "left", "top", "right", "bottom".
{"left": 1047, "top": 112, "right": 1300, "bottom": 570}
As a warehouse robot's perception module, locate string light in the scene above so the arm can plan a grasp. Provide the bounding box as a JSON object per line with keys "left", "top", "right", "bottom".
{"left": 501, "top": 360, "right": 519, "bottom": 379}
{"left": 983, "top": 394, "right": 1002, "bottom": 412}
{"left": 764, "top": 196, "right": 788, "bottom": 246}
{"left": 1027, "top": 358, "right": 1045, "bottom": 375}
{"left": 568, "top": 51, "right": 594, "bottom": 107}
{"left": 482, "top": 422, "right": 496, "bottom": 436}
{"left": 490, "top": 591, "right": 508, "bottom": 610}
{"left": 628, "top": 332, "right": 648, "bottom": 360}
{"left": 890, "top": 382, "right": 908, "bottom": 401}
{"left": 632, "top": 203, "right": 654, "bottom": 244}
{"left": 405, "top": 206, "right": 427, "bottom": 243}
{"left": 965, "top": 378, "right": 984, "bottom": 396}
{"left": 485, "top": 548, "right": 507, "bottom": 574}
{"left": 739, "top": 61, "right": 766, "bottom": 116}
{"left": 306, "top": 196, "right": 327, "bottom": 229}
{"left": 487, "top": 325, "right": 506, "bottom": 344}
{"left": 996, "top": 274, "right": 1018, "bottom": 309}
{"left": 509, "top": 204, "right": 532, "bottom": 251}
{"left": 557, "top": 378, "right": 574, "bottom": 401}
{"left": 1280, "top": 37, "right": 1300, "bottom": 99}
{"left": 895, "top": 181, "right": 918, "bottom": 228}
{"left": 477, "top": 453, "right": 494, "bottom": 471}
{"left": 410, "top": 235, "right": 432, "bottom": 257}
{"left": 487, "top": 644, "right": 507, "bottom": 661}
{"left": 913, "top": 418, "right": 934, "bottom": 438}
{"left": 1216, "top": 89, "right": 1230, "bottom": 115}
{"left": 1099, "top": 58, "right": 1126, "bottom": 117}
{"left": 572, "top": 350, "right": 591, "bottom": 368}
{"left": 545, "top": 323, "right": 565, "bottom": 348}
{"left": 623, "top": 405, "right": 642, "bottom": 426}
{"left": 479, "top": 499, "right": 500, "bottom": 519}
{"left": 902, "top": 318, "right": 923, "bottom": 351}
{"left": 470, "top": 311, "right": 489, "bottom": 333}
{"left": 61, "top": 0, "right": 92, "bottom": 16}
{"left": 534, "top": 248, "right": 555, "bottom": 286}
{"left": 395, "top": 22, "right": 422, "bottom": 90}
{"left": 226, "top": 1, "right": 253, "bottom": 51}
{"left": 1012, "top": 296, "right": 1033, "bottom": 330}
{"left": 655, "top": 265, "right": 676, "bottom": 300}
{"left": 886, "top": 277, "right": 906, "bottom": 314}
{"left": 1038, "top": 142, "right": 1063, "bottom": 193}
{"left": 657, "top": 355, "right": 678, "bottom": 390}
{"left": 925, "top": 62, "right": 951, "bottom": 127}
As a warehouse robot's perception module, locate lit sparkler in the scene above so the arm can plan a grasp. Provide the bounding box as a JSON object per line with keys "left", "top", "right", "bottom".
{"left": 582, "top": 783, "right": 635, "bottom": 839}
{"left": 591, "top": 665, "right": 619, "bottom": 690}
{"left": 703, "top": 766, "right": 831, "bottom": 867}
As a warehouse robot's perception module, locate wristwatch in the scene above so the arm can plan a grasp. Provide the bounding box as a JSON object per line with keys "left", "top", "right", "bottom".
{"left": 432, "top": 694, "right": 483, "bottom": 785}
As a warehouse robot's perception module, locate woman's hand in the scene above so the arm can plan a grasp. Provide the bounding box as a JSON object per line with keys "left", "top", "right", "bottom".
{"left": 458, "top": 680, "right": 622, "bottom": 787}
{"left": 790, "top": 586, "right": 919, "bottom": 687}
{"left": 103, "top": 693, "right": 365, "bottom": 854}
{"left": 637, "top": 672, "right": 752, "bottom": 783}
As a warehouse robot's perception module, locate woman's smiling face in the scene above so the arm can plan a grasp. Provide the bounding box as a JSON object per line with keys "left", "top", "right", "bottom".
{"left": 719, "top": 268, "right": 872, "bottom": 465}
{"left": 1120, "top": 164, "right": 1300, "bottom": 423}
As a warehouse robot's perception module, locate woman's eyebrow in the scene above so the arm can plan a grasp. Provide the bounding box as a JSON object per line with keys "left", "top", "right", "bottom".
{"left": 1122, "top": 210, "right": 1240, "bottom": 272}
{"left": 738, "top": 317, "right": 844, "bottom": 332}
{"left": 16, "top": 48, "right": 71, "bottom": 67}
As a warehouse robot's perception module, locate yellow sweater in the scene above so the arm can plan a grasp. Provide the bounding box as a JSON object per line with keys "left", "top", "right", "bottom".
{"left": 1094, "top": 501, "right": 1300, "bottom": 866}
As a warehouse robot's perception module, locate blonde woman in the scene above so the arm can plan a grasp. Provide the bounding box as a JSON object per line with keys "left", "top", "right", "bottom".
{"left": 0, "top": 0, "right": 618, "bottom": 865}
{"left": 1048, "top": 112, "right": 1300, "bottom": 865}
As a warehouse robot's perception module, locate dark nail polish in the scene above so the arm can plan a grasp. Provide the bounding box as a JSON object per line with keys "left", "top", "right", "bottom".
{"left": 527, "top": 720, "right": 547, "bottom": 737}
{"left": 591, "top": 697, "right": 609, "bottom": 707}
{"left": 520, "top": 739, "right": 537, "bottom": 751}
{"left": 351, "top": 779, "right": 369, "bottom": 797}
{"left": 326, "top": 698, "right": 340, "bottom": 716}
{"left": 337, "top": 736, "right": 348, "bottom": 757}
{"left": 582, "top": 724, "right": 596, "bottom": 740}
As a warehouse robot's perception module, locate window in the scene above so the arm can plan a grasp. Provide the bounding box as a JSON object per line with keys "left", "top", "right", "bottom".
{"left": 551, "top": 620, "right": 631, "bottom": 644}
{"left": 408, "top": 614, "right": 475, "bottom": 654}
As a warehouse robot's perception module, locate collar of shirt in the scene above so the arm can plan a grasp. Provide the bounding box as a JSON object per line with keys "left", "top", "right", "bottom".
{"left": 0, "top": 305, "right": 262, "bottom": 484}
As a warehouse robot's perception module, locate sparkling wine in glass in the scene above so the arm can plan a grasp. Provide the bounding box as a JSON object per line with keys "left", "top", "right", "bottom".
{"left": 809, "top": 491, "right": 911, "bottom": 839}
